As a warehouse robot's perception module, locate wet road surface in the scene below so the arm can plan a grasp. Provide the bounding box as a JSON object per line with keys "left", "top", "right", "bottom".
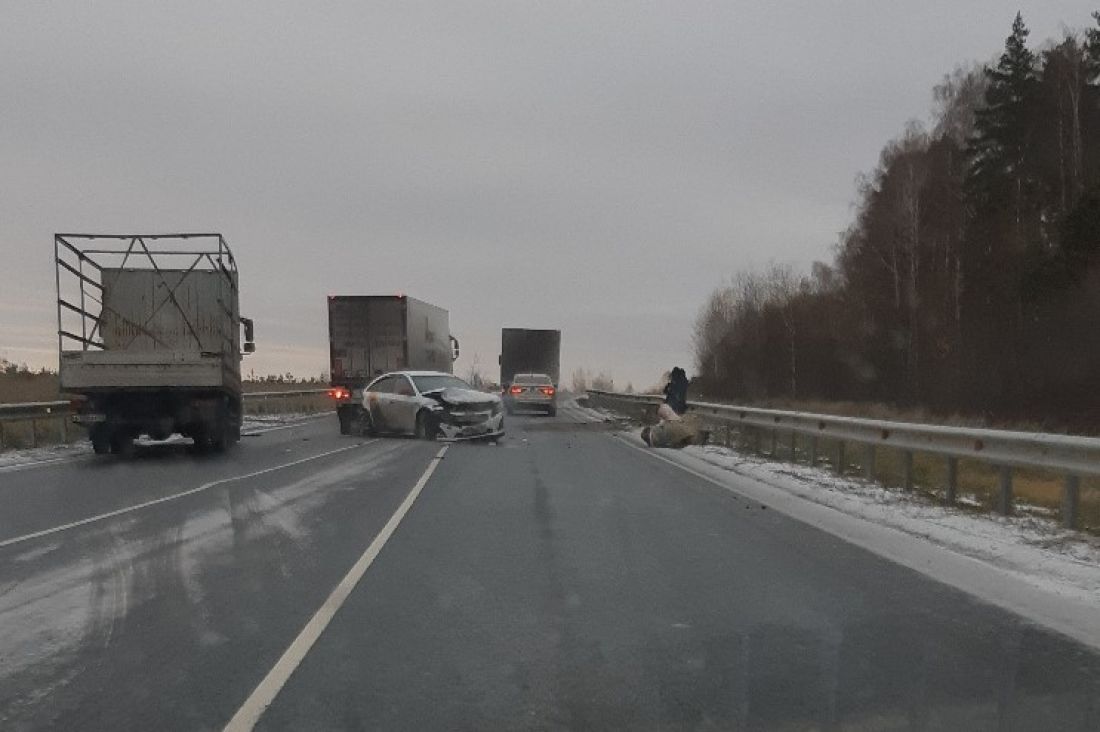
{"left": 1, "top": 405, "right": 1098, "bottom": 730}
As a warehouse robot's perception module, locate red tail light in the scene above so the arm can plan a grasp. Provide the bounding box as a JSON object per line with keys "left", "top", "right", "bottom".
{"left": 540, "top": 387, "right": 555, "bottom": 396}
{"left": 328, "top": 387, "right": 350, "bottom": 401}
{"left": 509, "top": 386, "right": 523, "bottom": 394}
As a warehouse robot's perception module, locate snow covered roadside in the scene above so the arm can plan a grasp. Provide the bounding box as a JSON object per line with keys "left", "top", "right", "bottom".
{"left": 0, "top": 442, "right": 93, "bottom": 472}
{"left": 613, "top": 430, "right": 1100, "bottom": 651}
{"left": 0, "top": 413, "right": 328, "bottom": 472}
{"left": 565, "top": 397, "right": 622, "bottom": 423}
{"left": 241, "top": 412, "right": 326, "bottom": 434}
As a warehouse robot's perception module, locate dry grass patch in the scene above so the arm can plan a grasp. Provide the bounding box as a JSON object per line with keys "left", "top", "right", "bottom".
{"left": 0, "top": 373, "right": 60, "bottom": 404}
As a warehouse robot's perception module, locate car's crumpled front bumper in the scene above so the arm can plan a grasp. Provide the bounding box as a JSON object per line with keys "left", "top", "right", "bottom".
{"left": 436, "top": 409, "right": 504, "bottom": 441}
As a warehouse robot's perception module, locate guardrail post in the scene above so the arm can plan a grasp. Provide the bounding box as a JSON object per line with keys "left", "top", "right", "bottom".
{"left": 61, "top": 415, "right": 69, "bottom": 444}
{"left": 834, "top": 441, "right": 845, "bottom": 475}
{"left": 769, "top": 429, "right": 777, "bottom": 457}
{"left": 863, "top": 444, "right": 875, "bottom": 480}
{"left": 996, "top": 466, "right": 1013, "bottom": 516}
{"left": 902, "top": 451, "right": 914, "bottom": 491}
{"left": 809, "top": 436, "right": 818, "bottom": 467}
{"left": 1062, "top": 475, "right": 1080, "bottom": 530}
{"left": 724, "top": 425, "right": 732, "bottom": 448}
{"left": 753, "top": 428, "right": 761, "bottom": 455}
{"left": 31, "top": 419, "right": 38, "bottom": 449}
{"left": 945, "top": 458, "right": 958, "bottom": 505}
{"left": 0, "top": 421, "right": 5, "bottom": 450}
{"left": 789, "top": 431, "right": 797, "bottom": 461}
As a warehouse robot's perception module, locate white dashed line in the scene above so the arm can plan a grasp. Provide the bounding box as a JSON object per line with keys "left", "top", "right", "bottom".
{"left": 0, "top": 441, "right": 375, "bottom": 550}
{"left": 222, "top": 444, "right": 449, "bottom": 732}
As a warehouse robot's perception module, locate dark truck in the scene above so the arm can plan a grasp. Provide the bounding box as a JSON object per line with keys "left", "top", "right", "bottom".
{"left": 328, "top": 295, "right": 459, "bottom": 434}
{"left": 56, "top": 234, "right": 255, "bottom": 455}
{"left": 499, "top": 328, "right": 562, "bottom": 389}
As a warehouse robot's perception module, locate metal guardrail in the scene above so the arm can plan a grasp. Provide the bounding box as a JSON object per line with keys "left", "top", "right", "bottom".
{"left": 239, "top": 389, "right": 331, "bottom": 400}
{"left": 0, "top": 389, "right": 331, "bottom": 450}
{"left": 586, "top": 390, "right": 1100, "bottom": 530}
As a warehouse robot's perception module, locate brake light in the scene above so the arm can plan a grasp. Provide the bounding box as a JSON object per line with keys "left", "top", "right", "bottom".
{"left": 540, "top": 387, "right": 555, "bottom": 396}
{"left": 509, "top": 386, "right": 523, "bottom": 394}
{"left": 328, "top": 387, "right": 351, "bottom": 401}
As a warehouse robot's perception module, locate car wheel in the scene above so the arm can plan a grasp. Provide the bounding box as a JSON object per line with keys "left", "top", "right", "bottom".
{"left": 414, "top": 411, "right": 435, "bottom": 440}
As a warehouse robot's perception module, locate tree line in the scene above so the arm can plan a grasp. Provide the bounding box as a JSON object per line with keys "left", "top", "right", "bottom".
{"left": 694, "top": 12, "right": 1100, "bottom": 427}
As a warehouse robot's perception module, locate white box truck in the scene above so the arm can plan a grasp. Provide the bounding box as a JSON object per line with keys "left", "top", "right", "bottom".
{"left": 499, "top": 328, "right": 561, "bottom": 389}
{"left": 327, "top": 295, "right": 458, "bottom": 434}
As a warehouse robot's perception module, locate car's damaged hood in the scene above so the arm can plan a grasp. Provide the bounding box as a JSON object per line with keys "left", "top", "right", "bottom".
{"left": 428, "top": 387, "right": 500, "bottom": 407}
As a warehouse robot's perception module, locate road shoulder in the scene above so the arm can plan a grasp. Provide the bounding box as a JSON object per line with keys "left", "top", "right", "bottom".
{"left": 611, "top": 432, "right": 1100, "bottom": 652}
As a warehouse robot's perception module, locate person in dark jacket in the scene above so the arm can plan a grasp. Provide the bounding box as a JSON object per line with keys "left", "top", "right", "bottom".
{"left": 663, "top": 367, "right": 689, "bottom": 415}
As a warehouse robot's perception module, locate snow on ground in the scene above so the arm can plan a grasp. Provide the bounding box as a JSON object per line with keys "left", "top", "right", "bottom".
{"left": 241, "top": 413, "right": 325, "bottom": 432}
{"left": 614, "top": 429, "right": 1100, "bottom": 650}
{"left": 565, "top": 398, "right": 622, "bottom": 423}
{"left": 0, "top": 413, "right": 328, "bottom": 471}
{"left": 681, "top": 442, "right": 1100, "bottom": 585}
{"left": 0, "top": 442, "right": 92, "bottom": 471}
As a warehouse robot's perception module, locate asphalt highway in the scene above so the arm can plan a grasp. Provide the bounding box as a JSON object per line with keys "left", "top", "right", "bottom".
{"left": 1, "top": 404, "right": 1098, "bottom": 731}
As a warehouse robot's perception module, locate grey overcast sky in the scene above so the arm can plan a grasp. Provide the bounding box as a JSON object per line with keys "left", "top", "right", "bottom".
{"left": 1, "top": 2, "right": 1096, "bottom": 389}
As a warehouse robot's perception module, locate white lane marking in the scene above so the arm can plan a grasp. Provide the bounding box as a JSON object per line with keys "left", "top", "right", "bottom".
{"left": 612, "top": 434, "right": 743, "bottom": 488}
{"left": 0, "top": 455, "right": 93, "bottom": 474}
{"left": 0, "top": 441, "right": 376, "bottom": 550}
{"left": 240, "top": 415, "right": 330, "bottom": 436}
{"left": 223, "top": 445, "right": 450, "bottom": 732}
{"left": 611, "top": 433, "right": 1100, "bottom": 651}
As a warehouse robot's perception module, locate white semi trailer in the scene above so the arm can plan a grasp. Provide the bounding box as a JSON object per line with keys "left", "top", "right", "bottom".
{"left": 55, "top": 234, "right": 255, "bottom": 455}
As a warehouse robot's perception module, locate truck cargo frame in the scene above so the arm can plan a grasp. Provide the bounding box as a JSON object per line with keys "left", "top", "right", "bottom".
{"left": 54, "top": 234, "right": 251, "bottom": 454}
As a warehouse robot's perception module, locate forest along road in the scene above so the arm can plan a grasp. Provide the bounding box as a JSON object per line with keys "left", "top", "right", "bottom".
{"left": 0, "top": 404, "right": 1098, "bottom": 731}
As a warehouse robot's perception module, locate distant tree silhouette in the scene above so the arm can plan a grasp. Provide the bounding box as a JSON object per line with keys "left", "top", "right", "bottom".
{"left": 694, "top": 12, "right": 1100, "bottom": 427}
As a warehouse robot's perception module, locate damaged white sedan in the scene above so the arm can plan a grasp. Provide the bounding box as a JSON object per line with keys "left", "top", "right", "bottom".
{"left": 357, "top": 370, "right": 505, "bottom": 441}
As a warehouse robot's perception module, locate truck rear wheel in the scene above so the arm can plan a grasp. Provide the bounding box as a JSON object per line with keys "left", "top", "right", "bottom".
{"left": 338, "top": 406, "right": 356, "bottom": 435}
{"left": 210, "top": 428, "right": 228, "bottom": 453}
{"left": 209, "top": 410, "right": 230, "bottom": 453}
{"left": 110, "top": 432, "right": 135, "bottom": 458}
{"left": 90, "top": 425, "right": 111, "bottom": 455}
{"left": 229, "top": 399, "right": 242, "bottom": 444}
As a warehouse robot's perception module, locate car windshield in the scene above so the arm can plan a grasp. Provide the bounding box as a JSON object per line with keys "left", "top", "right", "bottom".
{"left": 411, "top": 374, "right": 472, "bottom": 393}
